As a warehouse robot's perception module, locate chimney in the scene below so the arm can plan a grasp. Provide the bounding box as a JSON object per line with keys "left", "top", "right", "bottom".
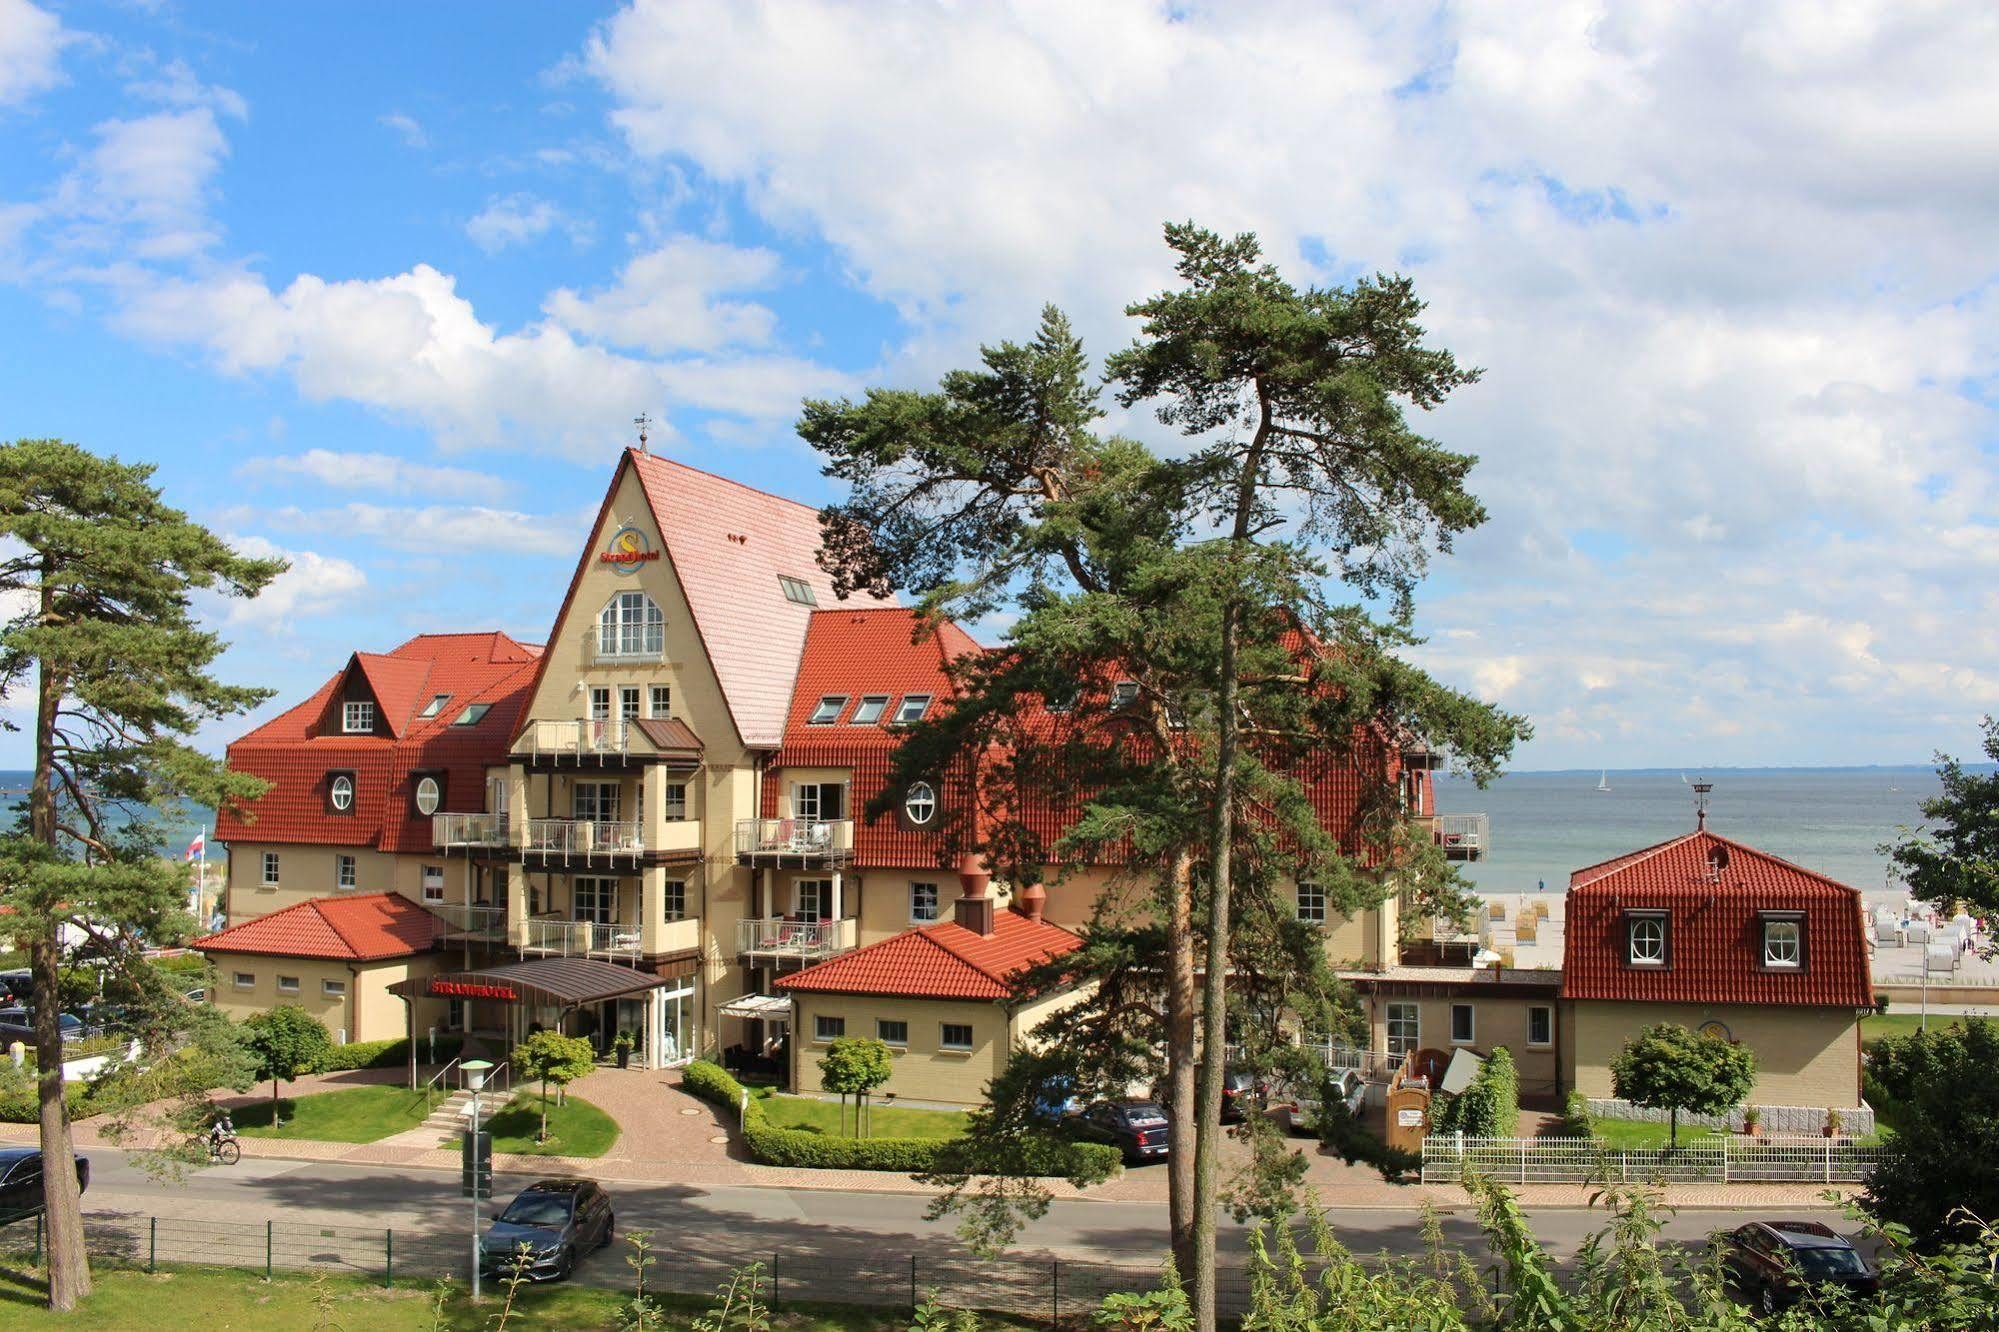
{"left": 953, "top": 851, "right": 995, "bottom": 937}
{"left": 1017, "top": 882, "right": 1047, "bottom": 924}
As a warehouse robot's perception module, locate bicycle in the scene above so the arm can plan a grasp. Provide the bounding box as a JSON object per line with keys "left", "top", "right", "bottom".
{"left": 186, "top": 1131, "right": 241, "bottom": 1165}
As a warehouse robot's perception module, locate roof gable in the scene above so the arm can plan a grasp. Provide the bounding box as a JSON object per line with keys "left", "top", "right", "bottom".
{"left": 350, "top": 652, "right": 435, "bottom": 738}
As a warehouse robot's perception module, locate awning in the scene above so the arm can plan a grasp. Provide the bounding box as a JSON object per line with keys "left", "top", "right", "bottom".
{"left": 716, "top": 993, "right": 792, "bottom": 1020}
{"left": 388, "top": 957, "right": 670, "bottom": 1008}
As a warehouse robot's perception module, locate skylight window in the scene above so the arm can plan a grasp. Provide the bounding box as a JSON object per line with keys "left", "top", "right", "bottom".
{"left": 851, "top": 695, "right": 888, "bottom": 725}
{"left": 808, "top": 696, "right": 847, "bottom": 725}
{"left": 418, "top": 693, "right": 452, "bottom": 718}
{"left": 894, "top": 694, "right": 932, "bottom": 725}
{"left": 1110, "top": 681, "right": 1140, "bottom": 709}
{"left": 778, "top": 575, "right": 818, "bottom": 606}
{"left": 452, "top": 703, "right": 492, "bottom": 727}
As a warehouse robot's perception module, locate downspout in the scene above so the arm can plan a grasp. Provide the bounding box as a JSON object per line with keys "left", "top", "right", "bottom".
{"left": 346, "top": 962, "right": 361, "bottom": 1046}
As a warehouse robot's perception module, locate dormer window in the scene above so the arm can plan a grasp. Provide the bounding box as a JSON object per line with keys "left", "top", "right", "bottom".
{"left": 419, "top": 693, "right": 451, "bottom": 719}
{"left": 1110, "top": 681, "right": 1139, "bottom": 709}
{"left": 904, "top": 781, "right": 937, "bottom": 826}
{"left": 851, "top": 695, "right": 888, "bottom": 725}
{"left": 893, "top": 694, "right": 932, "bottom": 725}
{"left": 1044, "top": 685, "right": 1077, "bottom": 714}
{"left": 1626, "top": 911, "right": 1668, "bottom": 966}
{"left": 342, "top": 701, "right": 375, "bottom": 734}
{"left": 778, "top": 575, "right": 818, "bottom": 606}
{"left": 1761, "top": 913, "right": 1805, "bottom": 969}
{"left": 413, "top": 775, "right": 442, "bottom": 817}
{"left": 328, "top": 773, "right": 355, "bottom": 814}
{"left": 452, "top": 703, "right": 491, "bottom": 727}
{"left": 809, "top": 696, "right": 846, "bottom": 725}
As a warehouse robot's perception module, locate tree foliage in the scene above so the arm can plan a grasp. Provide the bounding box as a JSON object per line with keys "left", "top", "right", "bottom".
{"left": 510, "top": 1029, "right": 595, "bottom": 1142}
{"left": 819, "top": 1035, "right": 894, "bottom": 1137}
{"left": 1887, "top": 716, "right": 1999, "bottom": 925}
{"left": 1866, "top": 1017, "right": 1999, "bottom": 1248}
{"left": 1433, "top": 1045, "right": 1520, "bottom": 1140}
{"left": 240, "top": 1005, "right": 332, "bottom": 1125}
{"left": 1608, "top": 1023, "right": 1756, "bottom": 1147}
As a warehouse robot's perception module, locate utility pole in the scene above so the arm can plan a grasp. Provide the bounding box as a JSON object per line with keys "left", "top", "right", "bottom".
{"left": 463, "top": 1059, "right": 492, "bottom": 1299}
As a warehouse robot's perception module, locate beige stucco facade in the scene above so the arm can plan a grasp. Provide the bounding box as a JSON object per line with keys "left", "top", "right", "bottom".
{"left": 207, "top": 952, "right": 451, "bottom": 1045}
{"left": 1355, "top": 988, "right": 1562, "bottom": 1099}
{"left": 1568, "top": 1000, "right": 1864, "bottom": 1110}
{"left": 224, "top": 843, "right": 454, "bottom": 924}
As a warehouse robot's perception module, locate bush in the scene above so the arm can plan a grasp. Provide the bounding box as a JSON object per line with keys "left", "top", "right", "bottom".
{"left": 1560, "top": 1088, "right": 1593, "bottom": 1136}
{"left": 678, "top": 1060, "right": 1121, "bottom": 1177}
{"left": 1432, "top": 1046, "right": 1519, "bottom": 1139}
{"left": 318, "top": 1034, "right": 465, "bottom": 1072}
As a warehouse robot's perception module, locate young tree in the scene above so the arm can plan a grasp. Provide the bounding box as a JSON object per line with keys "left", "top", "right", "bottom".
{"left": 0, "top": 438, "right": 281, "bottom": 1310}
{"left": 1608, "top": 1023, "right": 1756, "bottom": 1147}
{"left": 241, "top": 1004, "right": 332, "bottom": 1125}
{"left": 1865, "top": 1018, "right": 1999, "bottom": 1247}
{"left": 511, "top": 1029, "right": 595, "bottom": 1142}
{"left": 1886, "top": 717, "right": 1999, "bottom": 926}
{"left": 818, "top": 1035, "right": 894, "bottom": 1137}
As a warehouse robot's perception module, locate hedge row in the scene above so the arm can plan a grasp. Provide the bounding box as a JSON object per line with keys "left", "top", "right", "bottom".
{"left": 319, "top": 1034, "right": 465, "bottom": 1072}
{"left": 1433, "top": 1045, "right": 1520, "bottom": 1139}
{"left": 679, "top": 1060, "right": 1121, "bottom": 1177}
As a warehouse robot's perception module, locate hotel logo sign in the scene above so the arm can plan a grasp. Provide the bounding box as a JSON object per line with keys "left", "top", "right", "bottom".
{"left": 599, "top": 525, "right": 661, "bottom": 574}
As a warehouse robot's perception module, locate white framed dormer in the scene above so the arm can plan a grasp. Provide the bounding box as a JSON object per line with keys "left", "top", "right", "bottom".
{"left": 342, "top": 700, "right": 375, "bottom": 733}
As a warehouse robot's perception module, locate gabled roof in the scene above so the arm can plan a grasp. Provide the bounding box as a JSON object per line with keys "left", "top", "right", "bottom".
{"left": 1561, "top": 829, "right": 1873, "bottom": 1008}
{"left": 349, "top": 652, "right": 435, "bottom": 738}
{"left": 778, "top": 607, "right": 982, "bottom": 753}
{"left": 776, "top": 906, "right": 1081, "bottom": 1001}
{"left": 193, "top": 893, "right": 442, "bottom": 962}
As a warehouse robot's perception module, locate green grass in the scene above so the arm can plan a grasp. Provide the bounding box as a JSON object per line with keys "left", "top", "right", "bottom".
{"left": 1862, "top": 1013, "right": 1969, "bottom": 1047}
{"left": 0, "top": 1259, "right": 964, "bottom": 1330}
{"left": 1586, "top": 1118, "right": 1731, "bottom": 1149}
{"left": 480, "top": 1092, "right": 619, "bottom": 1157}
{"left": 755, "top": 1090, "right": 969, "bottom": 1140}
{"left": 233, "top": 1084, "right": 431, "bottom": 1144}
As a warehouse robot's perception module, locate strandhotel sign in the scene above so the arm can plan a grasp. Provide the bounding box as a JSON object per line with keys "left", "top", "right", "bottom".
{"left": 600, "top": 525, "right": 661, "bottom": 574}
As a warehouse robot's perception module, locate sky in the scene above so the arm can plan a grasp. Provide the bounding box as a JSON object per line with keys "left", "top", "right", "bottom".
{"left": 1, "top": 0, "right": 1996, "bottom": 773}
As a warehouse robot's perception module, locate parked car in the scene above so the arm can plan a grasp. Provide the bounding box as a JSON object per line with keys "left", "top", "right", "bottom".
{"left": 0, "top": 970, "right": 32, "bottom": 1005}
{"left": 1150, "top": 1067, "right": 1266, "bottom": 1124}
{"left": 479, "top": 1179, "right": 615, "bottom": 1282}
{"left": 1030, "top": 1074, "right": 1083, "bottom": 1123}
{"left": 1714, "top": 1221, "right": 1878, "bottom": 1314}
{"left": 0, "top": 1148, "right": 90, "bottom": 1226}
{"left": 0, "top": 1009, "right": 85, "bottom": 1043}
{"left": 1070, "top": 1099, "right": 1171, "bottom": 1164}
{"left": 1274, "top": 1070, "right": 1366, "bottom": 1136}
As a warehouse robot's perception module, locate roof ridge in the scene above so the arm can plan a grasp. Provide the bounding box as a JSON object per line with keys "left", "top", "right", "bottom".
{"left": 1699, "top": 831, "right": 1866, "bottom": 896}
{"left": 1569, "top": 830, "right": 1701, "bottom": 883}
{"left": 629, "top": 447, "right": 821, "bottom": 514}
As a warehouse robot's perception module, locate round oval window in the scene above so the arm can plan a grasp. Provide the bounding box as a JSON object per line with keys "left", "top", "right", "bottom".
{"left": 415, "top": 776, "right": 440, "bottom": 816}
{"left": 330, "top": 775, "right": 353, "bottom": 811}
{"left": 905, "top": 781, "right": 936, "bottom": 825}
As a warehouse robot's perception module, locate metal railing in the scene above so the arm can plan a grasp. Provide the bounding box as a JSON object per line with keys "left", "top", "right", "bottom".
{"left": 1420, "top": 1134, "right": 1883, "bottom": 1185}
{"left": 584, "top": 624, "right": 665, "bottom": 664}
{"left": 426, "top": 903, "right": 507, "bottom": 941}
{"left": 737, "top": 916, "right": 856, "bottom": 960}
{"left": 522, "top": 818, "right": 645, "bottom": 859}
{"left": 431, "top": 812, "right": 508, "bottom": 847}
{"left": 521, "top": 717, "right": 633, "bottom": 760}
{"left": 521, "top": 918, "right": 644, "bottom": 958}
{"left": 1432, "top": 812, "right": 1489, "bottom": 859}
{"left": 733, "top": 817, "right": 853, "bottom": 861}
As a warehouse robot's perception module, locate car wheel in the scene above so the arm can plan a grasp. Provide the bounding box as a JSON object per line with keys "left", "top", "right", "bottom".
{"left": 556, "top": 1247, "right": 575, "bottom": 1281}
{"left": 1758, "top": 1284, "right": 1777, "bottom": 1316}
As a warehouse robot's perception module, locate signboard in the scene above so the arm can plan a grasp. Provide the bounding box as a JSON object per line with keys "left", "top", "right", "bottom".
{"left": 599, "top": 525, "right": 661, "bottom": 573}
{"left": 1397, "top": 1108, "right": 1424, "bottom": 1128}
{"left": 1697, "top": 1020, "right": 1733, "bottom": 1043}
{"left": 431, "top": 978, "right": 517, "bottom": 1001}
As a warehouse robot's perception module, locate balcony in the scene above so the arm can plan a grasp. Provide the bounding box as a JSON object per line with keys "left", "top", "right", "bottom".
{"left": 432, "top": 812, "right": 508, "bottom": 849}
{"left": 737, "top": 916, "right": 857, "bottom": 963}
{"left": 585, "top": 626, "right": 665, "bottom": 665}
{"left": 734, "top": 818, "right": 853, "bottom": 866}
{"left": 521, "top": 918, "right": 645, "bottom": 960}
{"left": 523, "top": 818, "right": 645, "bottom": 862}
{"left": 521, "top": 718, "right": 634, "bottom": 762}
{"left": 1432, "top": 812, "right": 1489, "bottom": 862}
{"left": 427, "top": 903, "right": 508, "bottom": 942}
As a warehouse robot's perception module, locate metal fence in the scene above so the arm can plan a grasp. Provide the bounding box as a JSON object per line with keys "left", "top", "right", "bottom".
{"left": 0, "top": 1210, "right": 1238, "bottom": 1320}
{"left": 1421, "top": 1135, "right": 1883, "bottom": 1185}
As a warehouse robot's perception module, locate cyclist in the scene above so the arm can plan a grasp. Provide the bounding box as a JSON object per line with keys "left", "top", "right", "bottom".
{"left": 206, "top": 1109, "right": 237, "bottom": 1154}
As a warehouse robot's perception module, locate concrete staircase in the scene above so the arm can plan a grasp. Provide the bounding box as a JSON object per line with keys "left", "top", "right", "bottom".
{"left": 417, "top": 1085, "right": 519, "bottom": 1136}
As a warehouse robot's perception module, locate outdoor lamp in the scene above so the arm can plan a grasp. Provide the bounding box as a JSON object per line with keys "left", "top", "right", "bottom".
{"left": 463, "top": 1058, "right": 492, "bottom": 1091}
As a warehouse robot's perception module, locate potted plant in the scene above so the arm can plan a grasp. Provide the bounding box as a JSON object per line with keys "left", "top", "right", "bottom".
{"left": 1822, "top": 1107, "right": 1842, "bottom": 1139}
{"left": 1741, "top": 1105, "right": 1761, "bottom": 1137}
{"left": 613, "top": 1030, "right": 635, "bottom": 1070}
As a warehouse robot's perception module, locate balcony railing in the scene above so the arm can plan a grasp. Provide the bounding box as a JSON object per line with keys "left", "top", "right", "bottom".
{"left": 1432, "top": 812, "right": 1489, "bottom": 861}
{"left": 521, "top": 918, "right": 644, "bottom": 959}
{"left": 522, "top": 718, "right": 634, "bottom": 761}
{"left": 432, "top": 812, "right": 508, "bottom": 848}
{"left": 522, "top": 818, "right": 645, "bottom": 860}
{"left": 733, "top": 818, "right": 853, "bottom": 864}
{"left": 427, "top": 903, "right": 508, "bottom": 941}
{"left": 737, "top": 916, "right": 857, "bottom": 961}
{"left": 585, "top": 625, "right": 666, "bottom": 665}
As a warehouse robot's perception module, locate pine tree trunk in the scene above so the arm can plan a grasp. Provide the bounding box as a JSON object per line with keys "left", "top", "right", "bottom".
{"left": 1191, "top": 596, "right": 1240, "bottom": 1332}
{"left": 1165, "top": 850, "right": 1198, "bottom": 1282}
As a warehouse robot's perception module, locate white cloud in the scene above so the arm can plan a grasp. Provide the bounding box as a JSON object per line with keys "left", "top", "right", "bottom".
{"left": 378, "top": 111, "right": 427, "bottom": 149}
{"left": 220, "top": 535, "right": 367, "bottom": 627}
{"left": 466, "top": 193, "right": 578, "bottom": 254}
{"left": 544, "top": 235, "right": 780, "bottom": 353}
{"left": 284, "top": 502, "right": 577, "bottom": 555}
{"left": 242, "top": 449, "right": 513, "bottom": 504}
{"left": 0, "top": 0, "right": 66, "bottom": 107}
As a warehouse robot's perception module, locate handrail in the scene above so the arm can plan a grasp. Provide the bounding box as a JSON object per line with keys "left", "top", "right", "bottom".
{"left": 415, "top": 1054, "right": 462, "bottom": 1107}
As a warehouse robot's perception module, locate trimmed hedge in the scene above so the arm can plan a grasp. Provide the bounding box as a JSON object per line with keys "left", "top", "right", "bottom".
{"left": 319, "top": 1034, "right": 464, "bottom": 1072}
{"left": 679, "top": 1060, "right": 1121, "bottom": 1177}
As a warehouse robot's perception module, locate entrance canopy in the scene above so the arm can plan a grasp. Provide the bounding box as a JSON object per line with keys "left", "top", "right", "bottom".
{"left": 390, "top": 957, "right": 670, "bottom": 1008}
{"left": 717, "top": 993, "right": 791, "bottom": 1021}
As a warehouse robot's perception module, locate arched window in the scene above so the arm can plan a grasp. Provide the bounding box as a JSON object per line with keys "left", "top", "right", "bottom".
{"left": 329, "top": 774, "right": 354, "bottom": 812}
{"left": 904, "top": 781, "right": 937, "bottom": 826}
{"left": 598, "top": 590, "right": 664, "bottom": 659}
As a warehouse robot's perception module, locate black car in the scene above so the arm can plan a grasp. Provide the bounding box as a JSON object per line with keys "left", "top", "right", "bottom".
{"left": 1151, "top": 1067, "right": 1265, "bottom": 1124}
{"left": 479, "top": 1178, "right": 615, "bottom": 1281}
{"left": 0, "top": 1147, "right": 90, "bottom": 1226}
{"left": 1714, "top": 1220, "right": 1878, "bottom": 1314}
{"left": 0, "top": 970, "right": 31, "bottom": 1005}
{"left": 1070, "top": 1099, "right": 1171, "bottom": 1164}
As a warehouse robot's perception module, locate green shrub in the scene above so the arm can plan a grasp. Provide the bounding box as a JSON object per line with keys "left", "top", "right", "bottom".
{"left": 316, "top": 1034, "right": 465, "bottom": 1072}
{"left": 1560, "top": 1088, "right": 1593, "bottom": 1136}
{"left": 1433, "top": 1047, "right": 1519, "bottom": 1139}
{"left": 680, "top": 1058, "right": 745, "bottom": 1107}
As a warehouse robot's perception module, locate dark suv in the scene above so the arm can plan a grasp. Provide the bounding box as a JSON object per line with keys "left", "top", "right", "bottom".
{"left": 0, "top": 1148, "right": 90, "bottom": 1226}
{"left": 1714, "top": 1220, "right": 1877, "bottom": 1313}
{"left": 1070, "top": 1099, "right": 1171, "bottom": 1164}
{"left": 479, "top": 1179, "right": 615, "bottom": 1282}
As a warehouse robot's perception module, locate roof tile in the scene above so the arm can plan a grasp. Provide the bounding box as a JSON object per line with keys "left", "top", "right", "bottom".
{"left": 194, "top": 893, "right": 441, "bottom": 961}
{"left": 776, "top": 906, "right": 1081, "bottom": 1000}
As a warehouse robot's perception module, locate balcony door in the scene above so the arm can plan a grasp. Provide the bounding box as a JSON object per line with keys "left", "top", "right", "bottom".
{"left": 573, "top": 876, "right": 617, "bottom": 925}
{"left": 793, "top": 878, "right": 834, "bottom": 922}
{"left": 791, "top": 783, "right": 845, "bottom": 822}
{"left": 574, "top": 781, "right": 621, "bottom": 825}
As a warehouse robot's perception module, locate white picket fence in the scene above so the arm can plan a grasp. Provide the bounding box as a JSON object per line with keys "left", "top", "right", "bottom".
{"left": 1420, "top": 1135, "right": 1882, "bottom": 1185}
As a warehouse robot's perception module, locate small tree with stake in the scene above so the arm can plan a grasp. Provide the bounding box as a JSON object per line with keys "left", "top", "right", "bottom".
{"left": 818, "top": 1036, "right": 893, "bottom": 1137}
{"left": 1609, "top": 1023, "right": 1755, "bottom": 1148}
{"left": 240, "top": 1005, "right": 332, "bottom": 1127}
{"left": 511, "top": 1029, "right": 595, "bottom": 1143}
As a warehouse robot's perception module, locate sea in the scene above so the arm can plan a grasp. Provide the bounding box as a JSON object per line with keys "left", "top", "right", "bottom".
{"left": 0, "top": 769, "right": 216, "bottom": 858}
{"left": 1433, "top": 766, "right": 1972, "bottom": 898}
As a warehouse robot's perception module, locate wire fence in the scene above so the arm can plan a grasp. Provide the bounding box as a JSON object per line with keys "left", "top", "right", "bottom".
{"left": 0, "top": 1210, "right": 1247, "bottom": 1320}
{"left": 1421, "top": 1135, "right": 1883, "bottom": 1185}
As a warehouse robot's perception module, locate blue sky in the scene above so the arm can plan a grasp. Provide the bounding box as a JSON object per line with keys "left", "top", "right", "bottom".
{"left": 2, "top": 1, "right": 1996, "bottom": 772}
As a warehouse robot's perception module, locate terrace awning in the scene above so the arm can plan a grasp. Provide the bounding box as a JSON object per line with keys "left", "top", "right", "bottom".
{"left": 716, "top": 993, "right": 791, "bottom": 1020}
{"left": 388, "top": 957, "right": 668, "bottom": 1008}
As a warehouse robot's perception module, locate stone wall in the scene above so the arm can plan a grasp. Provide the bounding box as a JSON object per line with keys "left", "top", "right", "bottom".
{"left": 1586, "top": 1096, "right": 1873, "bottom": 1136}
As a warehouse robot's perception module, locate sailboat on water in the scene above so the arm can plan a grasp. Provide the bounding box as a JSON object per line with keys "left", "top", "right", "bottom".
{"left": 1596, "top": 769, "right": 1612, "bottom": 793}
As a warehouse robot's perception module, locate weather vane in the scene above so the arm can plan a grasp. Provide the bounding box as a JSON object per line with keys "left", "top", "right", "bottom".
{"left": 634, "top": 412, "right": 653, "bottom": 453}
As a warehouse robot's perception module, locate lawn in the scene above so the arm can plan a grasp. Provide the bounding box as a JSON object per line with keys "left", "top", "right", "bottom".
{"left": 1586, "top": 1118, "right": 1730, "bottom": 1150}
{"left": 755, "top": 1089, "right": 968, "bottom": 1140}
{"left": 1861, "top": 1012, "right": 1968, "bottom": 1047}
{"left": 479, "top": 1092, "right": 619, "bottom": 1157}
{"left": 0, "top": 1260, "right": 968, "bottom": 1330}
{"left": 233, "top": 1084, "right": 431, "bottom": 1143}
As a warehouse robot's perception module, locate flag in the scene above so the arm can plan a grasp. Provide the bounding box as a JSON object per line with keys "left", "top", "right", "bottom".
{"left": 185, "top": 832, "right": 205, "bottom": 862}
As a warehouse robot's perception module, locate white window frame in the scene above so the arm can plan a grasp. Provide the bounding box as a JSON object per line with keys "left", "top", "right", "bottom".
{"left": 487, "top": 774, "right": 510, "bottom": 818}
{"left": 876, "top": 1019, "right": 909, "bottom": 1046}
{"left": 1527, "top": 1005, "right": 1553, "bottom": 1048}
{"left": 574, "top": 781, "right": 622, "bottom": 823}
{"left": 422, "top": 866, "right": 446, "bottom": 904}
{"left": 893, "top": 694, "right": 932, "bottom": 725}
{"left": 232, "top": 972, "right": 254, "bottom": 991}
{"left": 261, "top": 852, "right": 280, "bottom": 887}
{"left": 1762, "top": 919, "right": 1802, "bottom": 968}
{"left": 792, "top": 783, "right": 844, "bottom": 822}
{"left": 1386, "top": 1002, "right": 1420, "bottom": 1059}
{"left": 619, "top": 685, "right": 642, "bottom": 721}
{"left": 813, "top": 1015, "right": 844, "bottom": 1043}
{"left": 648, "top": 685, "right": 671, "bottom": 719}
{"left": 904, "top": 781, "right": 937, "bottom": 825}
{"left": 588, "top": 686, "right": 612, "bottom": 721}
{"left": 1450, "top": 1003, "right": 1475, "bottom": 1046}
{"left": 330, "top": 774, "right": 354, "bottom": 812}
{"left": 342, "top": 700, "right": 375, "bottom": 733}
{"left": 322, "top": 979, "right": 346, "bottom": 999}
{"left": 778, "top": 574, "right": 818, "bottom": 606}
{"left": 662, "top": 878, "right": 687, "bottom": 922}
{"left": 1628, "top": 914, "right": 1667, "bottom": 966}
{"left": 808, "top": 695, "right": 846, "bottom": 725}
{"left": 794, "top": 878, "right": 834, "bottom": 922}
{"left": 909, "top": 881, "right": 940, "bottom": 924}
{"left": 1296, "top": 882, "right": 1326, "bottom": 924}
{"left": 573, "top": 876, "right": 617, "bottom": 925}
{"left": 336, "top": 855, "right": 357, "bottom": 890}
{"left": 662, "top": 782, "right": 688, "bottom": 821}
{"left": 414, "top": 775, "right": 441, "bottom": 817}
{"left": 939, "top": 1023, "right": 974, "bottom": 1052}
{"left": 276, "top": 975, "right": 300, "bottom": 996}
{"left": 599, "top": 590, "right": 664, "bottom": 659}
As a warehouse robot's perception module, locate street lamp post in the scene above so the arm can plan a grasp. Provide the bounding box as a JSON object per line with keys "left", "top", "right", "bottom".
{"left": 462, "top": 1058, "right": 492, "bottom": 1300}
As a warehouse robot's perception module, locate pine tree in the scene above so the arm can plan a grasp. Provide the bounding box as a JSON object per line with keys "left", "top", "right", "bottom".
{"left": 0, "top": 439, "right": 282, "bottom": 1310}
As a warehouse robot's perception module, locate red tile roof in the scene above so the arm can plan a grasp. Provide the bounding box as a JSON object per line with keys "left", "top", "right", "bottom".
{"left": 193, "top": 893, "right": 442, "bottom": 961}
{"left": 1561, "top": 830, "right": 1873, "bottom": 1008}
{"left": 215, "top": 631, "right": 539, "bottom": 852}
{"left": 776, "top": 906, "right": 1082, "bottom": 1001}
